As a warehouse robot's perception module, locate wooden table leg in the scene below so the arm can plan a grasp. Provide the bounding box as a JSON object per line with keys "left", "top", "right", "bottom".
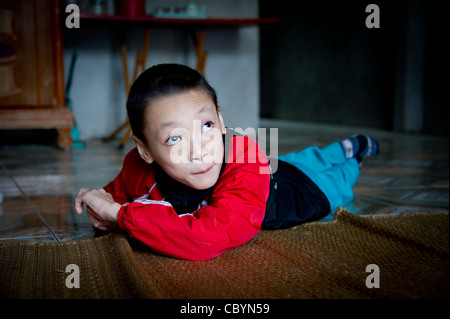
{"left": 56, "top": 127, "right": 73, "bottom": 151}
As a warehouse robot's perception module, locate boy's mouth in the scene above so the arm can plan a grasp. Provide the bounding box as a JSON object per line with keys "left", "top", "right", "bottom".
{"left": 192, "top": 165, "right": 214, "bottom": 175}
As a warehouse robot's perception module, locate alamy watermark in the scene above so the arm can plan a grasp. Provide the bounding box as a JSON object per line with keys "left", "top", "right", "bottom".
{"left": 365, "top": 264, "right": 380, "bottom": 288}
{"left": 365, "top": 4, "right": 380, "bottom": 29}
{"left": 65, "top": 264, "right": 80, "bottom": 288}
{"left": 65, "top": 4, "right": 80, "bottom": 29}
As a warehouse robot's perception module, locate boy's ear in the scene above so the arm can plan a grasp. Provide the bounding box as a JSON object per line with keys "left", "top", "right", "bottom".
{"left": 132, "top": 135, "right": 154, "bottom": 164}
{"left": 218, "top": 111, "right": 227, "bottom": 135}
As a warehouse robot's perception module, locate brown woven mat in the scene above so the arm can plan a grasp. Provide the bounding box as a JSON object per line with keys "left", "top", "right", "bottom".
{"left": 1, "top": 208, "right": 448, "bottom": 299}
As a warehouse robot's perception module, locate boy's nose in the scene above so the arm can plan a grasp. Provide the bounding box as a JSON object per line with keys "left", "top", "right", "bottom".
{"left": 190, "top": 132, "right": 203, "bottom": 162}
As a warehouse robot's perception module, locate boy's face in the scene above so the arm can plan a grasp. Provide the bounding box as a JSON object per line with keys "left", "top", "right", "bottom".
{"left": 134, "top": 89, "right": 227, "bottom": 190}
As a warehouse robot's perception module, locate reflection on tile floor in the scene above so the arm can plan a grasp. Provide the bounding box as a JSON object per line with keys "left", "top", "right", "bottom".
{"left": 0, "top": 139, "right": 131, "bottom": 244}
{"left": 0, "top": 119, "right": 448, "bottom": 243}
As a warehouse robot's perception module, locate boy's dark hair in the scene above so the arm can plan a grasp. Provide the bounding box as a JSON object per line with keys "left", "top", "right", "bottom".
{"left": 126, "top": 63, "right": 218, "bottom": 143}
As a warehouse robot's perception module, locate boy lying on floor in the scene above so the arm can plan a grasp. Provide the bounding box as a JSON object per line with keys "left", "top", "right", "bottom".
{"left": 75, "top": 64, "right": 379, "bottom": 260}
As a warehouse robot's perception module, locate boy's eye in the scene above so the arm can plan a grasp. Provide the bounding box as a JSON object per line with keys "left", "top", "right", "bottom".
{"left": 202, "top": 121, "right": 213, "bottom": 132}
{"left": 166, "top": 136, "right": 181, "bottom": 145}
{"left": 165, "top": 122, "right": 213, "bottom": 145}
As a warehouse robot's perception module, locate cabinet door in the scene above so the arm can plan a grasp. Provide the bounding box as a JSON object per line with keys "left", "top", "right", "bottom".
{"left": 0, "top": 0, "right": 64, "bottom": 107}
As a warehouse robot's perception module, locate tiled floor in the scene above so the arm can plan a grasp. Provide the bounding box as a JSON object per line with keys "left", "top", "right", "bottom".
{"left": 0, "top": 119, "right": 448, "bottom": 244}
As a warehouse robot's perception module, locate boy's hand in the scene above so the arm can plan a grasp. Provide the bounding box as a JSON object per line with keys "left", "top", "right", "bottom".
{"left": 75, "top": 188, "right": 121, "bottom": 232}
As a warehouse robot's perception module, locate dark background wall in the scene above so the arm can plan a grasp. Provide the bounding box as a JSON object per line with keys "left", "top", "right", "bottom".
{"left": 259, "top": 0, "right": 448, "bottom": 136}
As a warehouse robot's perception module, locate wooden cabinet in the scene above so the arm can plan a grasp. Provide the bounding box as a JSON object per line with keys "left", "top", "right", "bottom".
{"left": 0, "top": 0, "right": 73, "bottom": 149}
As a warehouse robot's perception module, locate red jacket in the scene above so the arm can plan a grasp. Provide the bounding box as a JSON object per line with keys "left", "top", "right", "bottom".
{"left": 104, "top": 135, "right": 271, "bottom": 260}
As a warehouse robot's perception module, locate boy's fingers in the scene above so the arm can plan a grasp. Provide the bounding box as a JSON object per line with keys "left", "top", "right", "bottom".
{"left": 74, "top": 197, "right": 83, "bottom": 215}
{"left": 74, "top": 188, "right": 89, "bottom": 215}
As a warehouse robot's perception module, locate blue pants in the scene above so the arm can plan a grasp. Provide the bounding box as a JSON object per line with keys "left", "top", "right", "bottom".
{"left": 278, "top": 142, "right": 360, "bottom": 212}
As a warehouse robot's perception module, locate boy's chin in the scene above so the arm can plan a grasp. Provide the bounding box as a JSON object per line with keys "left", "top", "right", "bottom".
{"left": 187, "top": 174, "right": 220, "bottom": 190}
{"left": 189, "top": 180, "right": 217, "bottom": 190}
